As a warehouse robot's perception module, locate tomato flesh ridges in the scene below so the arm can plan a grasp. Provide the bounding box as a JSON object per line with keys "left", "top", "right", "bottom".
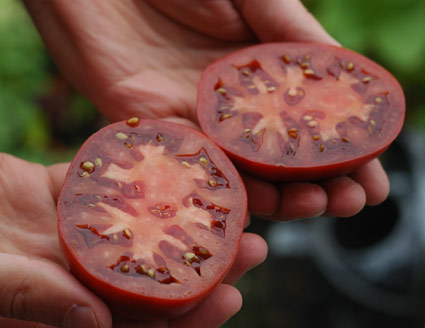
{"left": 57, "top": 119, "right": 247, "bottom": 318}
{"left": 197, "top": 43, "right": 405, "bottom": 181}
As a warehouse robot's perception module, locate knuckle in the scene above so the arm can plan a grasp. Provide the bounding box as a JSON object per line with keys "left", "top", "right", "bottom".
{"left": 1, "top": 275, "right": 35, "bottom": 320}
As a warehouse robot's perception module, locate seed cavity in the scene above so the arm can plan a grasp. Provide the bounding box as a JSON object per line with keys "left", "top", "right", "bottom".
{"left": 116, "top": 132, "right": 128, "bottom": 140}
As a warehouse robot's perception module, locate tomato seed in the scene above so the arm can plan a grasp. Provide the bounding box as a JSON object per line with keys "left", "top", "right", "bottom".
{"left": 87, "top": 203, "right": 95, "bottom": 207}
{"left": 181, "top": 161, "right": 191, "bottom": 168}
{"left": 123, "top": 228, "right": 132, "bottom": 239}
{"left": 303, "top": 115, "right": 313, "bottom": 121}
{"left": 370, "top": 120, "right": 376, "bottom": 126}
{"left": 362, "top": 76, "right": 372, "bottom": 83}
{"left": 95, "top": 157, "right": 102, "bottom": 167}
{"left": 217, "top": 87, "right": 227, "bottom": 95}
{"left": 267, "top": 86, "right": 277, "bottom": 92}
{"left": 147, "top": 268, "right": 155, "bottom": 278}
{"left": 347, "top": 62, "right": 355, "bottom": 71}
{"left": 81, "top": 171, "right": 90, "bottom": 178}
{"left": 242, "top": 69, "right": 251, "bottom": 76}
{"left": 82, "top": 161, "right": 95, "bottom": 172}
{"left": 121, "top": 264, "right": 130, "bottom": 273}
{"left": 319, "top": 144, "right": 325, "bottom": 152}
{"left": 208, "top": 179, "right": 217, "bottom": 187}
{"left": 282, "top": 54, "right": 291, "bottom": 64}
{"left": 116, "top": 132, "right": 128, "bottom": 140}
{"left": 220, "top": 113, "right": 232, "bottom": 121}
{"left": 308, "top": 120, "right": 318, "bottom": 128}
{"left": 375, "top": 97, "right": 383, "bottom": 103}
{"left": 341, "top": 137, "right": 351, "bottom": 143}
{"left": 199, "top": 157, "right": 208, "bottom": 165}
{"left": 288, "top": 128, "right": 298, "bottom": 139}
{"left": 126, "top": 117, "right": 140, "bottom": 127}
{"left": 288, "top": 88, "right": 297, "bottom": 97}
{"left": 312, "top": 135, "right": 321, "bottom": 141}
{"left": 124, "top": 142, "right": 133, "bottom": 148}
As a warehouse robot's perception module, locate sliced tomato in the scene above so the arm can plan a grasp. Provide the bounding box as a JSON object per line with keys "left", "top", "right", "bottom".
{"left": 197, "top": 43, "right": 405, "bottom": 181}
{"left": 57, "top": 119, "right": 247, "bottom": 319}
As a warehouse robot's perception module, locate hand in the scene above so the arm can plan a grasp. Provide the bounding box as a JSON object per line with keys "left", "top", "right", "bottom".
{"left": 24, "top": 0, "right": 389, "bottom": 221}
{"left": 0, "top": 153, "right": 266, "bottom": 328}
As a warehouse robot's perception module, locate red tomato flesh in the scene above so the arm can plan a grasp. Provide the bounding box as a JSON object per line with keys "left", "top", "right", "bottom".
{"left": 197, "top": 43, "right": 405, "bottom": 181}
{"left": 57, "top": 119, "right": 247, "bottom": 319}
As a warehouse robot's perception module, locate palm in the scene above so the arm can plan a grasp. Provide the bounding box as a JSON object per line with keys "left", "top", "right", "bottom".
{"left": 0, "top": 154, "right": 63, "bottom": 265}
{"left": 34, "top": 1, "right": 250, "bottom": 123}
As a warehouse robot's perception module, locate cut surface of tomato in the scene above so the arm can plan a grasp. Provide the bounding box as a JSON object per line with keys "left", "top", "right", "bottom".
{"left": 197, "top": 43, "right": 405, "bottom": 181}
{"left": 57, "top": 119, "right": 247, "bottom": 319}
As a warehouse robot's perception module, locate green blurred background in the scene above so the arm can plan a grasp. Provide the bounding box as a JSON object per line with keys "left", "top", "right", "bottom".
{"left": 1, "top": 0, "right": 425, "bottom": 327}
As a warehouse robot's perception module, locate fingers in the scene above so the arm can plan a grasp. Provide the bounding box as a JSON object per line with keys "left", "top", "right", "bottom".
{"left": 223, "top": 233, "right": 268, "bottom": 285}
{"left": 349, "top": 159, "right": 390, "bottom": 205}
{"left": 234, "top": 0, "right": 339, "bottom": 45}
{"left": 242, "top": 174, "right": 280, "bottom": 216}
{"left": 321, "top": 176, "right": 366, "bottom": 217}
{"left": 170, "top": 284, "right": 242, "bottom": 328}
{"left": 272, "top": 182, "right": 328, "bottom": 220}
{"left": 0, "top": 254, "right": 112, "bottom": 328}
{"left": 47, "top": 162, "right": 69, "bottom": 202}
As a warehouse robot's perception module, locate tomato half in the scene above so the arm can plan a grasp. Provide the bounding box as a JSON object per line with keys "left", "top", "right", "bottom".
{"left": 197, "top": 43, "right": 405, "bottom": 181}
{"left": 57, "top": 119, "right": 247, "bottom": 319}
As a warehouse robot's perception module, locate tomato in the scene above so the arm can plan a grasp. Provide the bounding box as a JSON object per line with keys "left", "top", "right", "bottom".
{"left": 57, "top": 118, "right": 247, "bottom": 319}
{"left": 197, "top": 43, "right": 405, "bottom": 181}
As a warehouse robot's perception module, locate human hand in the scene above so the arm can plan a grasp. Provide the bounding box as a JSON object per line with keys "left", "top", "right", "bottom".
{"left": 24, "top": 0, "right": 389, "bottom": 218}
{"left": 0, "top": 153, "right": 266, "bottom": 328}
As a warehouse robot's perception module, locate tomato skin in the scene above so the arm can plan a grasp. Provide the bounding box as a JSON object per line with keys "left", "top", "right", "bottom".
{"left": 57, "top": 119, "right": 247, "bottom": 319}
{"left": 197, "top": 43, "right": 405, "bottom": 181}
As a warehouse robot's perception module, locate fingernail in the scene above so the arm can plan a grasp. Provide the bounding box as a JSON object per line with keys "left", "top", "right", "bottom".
{"left": 63, "top": 305, "right": 99, "bottom": 328}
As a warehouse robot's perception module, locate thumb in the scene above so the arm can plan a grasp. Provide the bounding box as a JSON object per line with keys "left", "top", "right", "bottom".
{"left": 235, "top": 0, "right": 339, "bottom": 45}
{"left": 0, "top": 253, "right": 112, "bottom": 328}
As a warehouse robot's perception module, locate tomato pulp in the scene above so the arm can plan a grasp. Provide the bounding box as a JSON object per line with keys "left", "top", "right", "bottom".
{"left": 197, "top": 43, "right": 405, "bottom": 181}
{"left": 57, "top": 119, "right": 247, "bottom": 319}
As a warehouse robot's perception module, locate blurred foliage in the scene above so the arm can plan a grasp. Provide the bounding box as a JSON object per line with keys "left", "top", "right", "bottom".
{"left": 0, "top": 0, "right": 102, "bottom": 165}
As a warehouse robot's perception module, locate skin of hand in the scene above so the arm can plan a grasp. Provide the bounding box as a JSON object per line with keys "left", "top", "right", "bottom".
{"left": 22, "top": 0, "right": 390, "bottom": 221}
{"left": 0, "top": 153, "right": 267, "bottom": 328}
{"left": 2, "top": 0, "right": 390, "bottom": 327}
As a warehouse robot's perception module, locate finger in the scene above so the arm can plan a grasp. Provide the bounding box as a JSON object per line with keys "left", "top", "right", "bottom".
{"left": 349, "top": 159, "right": 390, "bottom": 206}
{"left": 47, "top": 162, "right": 69, "bottom": 202}
{"left": 223, "top": 232, "right": 268, "bottom": 285}
{"left": 0, "top": 254, "right": 112, "bottom": 328}
{"left": 234, "top": 0, "right": 339, "bottom": 45}
{"left": 321, "top": 176, "right": 366, "bottom": 217}
{"left": 267, "top": 182, "right": 328, "bottom": 221}
{"left": 0, "top": 318, "right": 55, "bottom": 328}
{"left": 170, "top": 284, "right": 242, "bottom": 328}
{"left": 242, "top": 173, "right": 280, "bottom": 217}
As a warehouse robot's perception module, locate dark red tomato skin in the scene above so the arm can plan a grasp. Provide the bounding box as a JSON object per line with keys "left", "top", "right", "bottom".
{"left": 197, "top": 43, "right": 405, "bottom": 181}
{"left": 57, "top": 119, "right": 247, "bottom": 319}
